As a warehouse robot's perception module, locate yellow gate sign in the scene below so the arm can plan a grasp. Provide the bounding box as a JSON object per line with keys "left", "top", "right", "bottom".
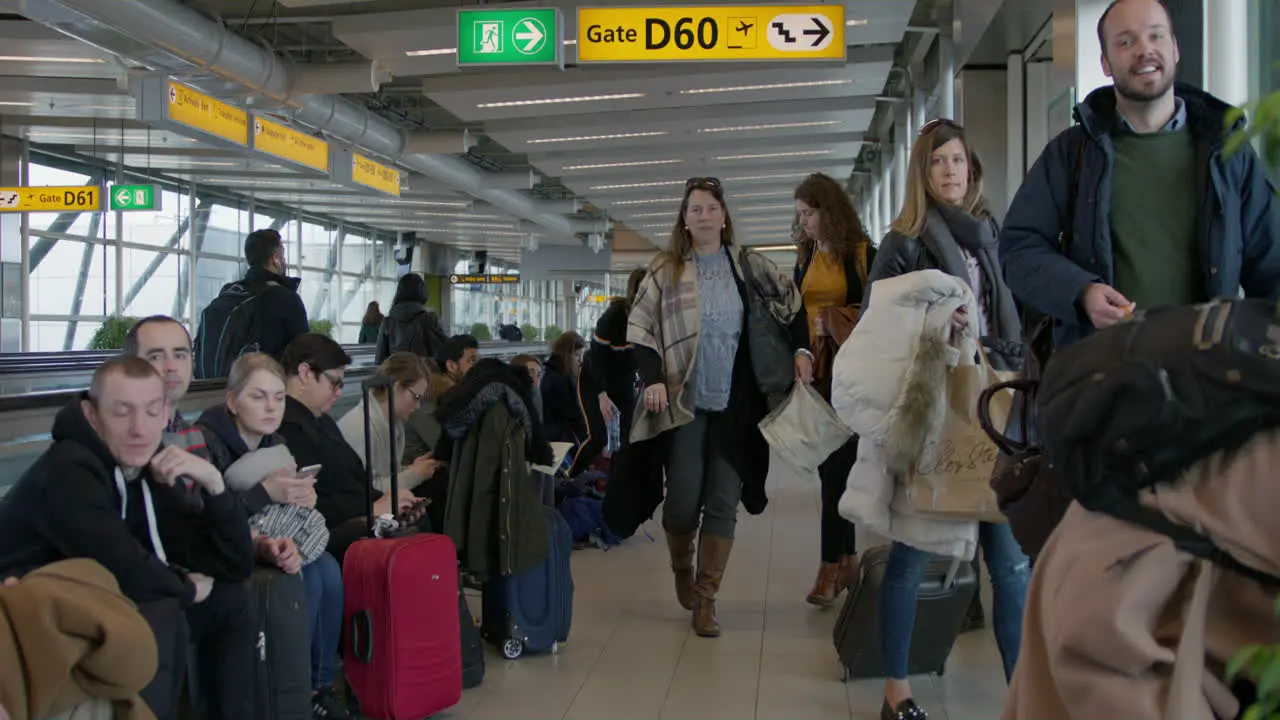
{"left": 577, "top": 5, "right": 845, "bottom": 63}
{"left": 253, "top": 116, "right": 330, "bottom": 173}
{"left": 351, "top": 153, "right": 402, "bottom": 197}
{"left": 0, "top": 186, "right": 102, "bottom": 213}
{"left": 166, "top": 80, "right": 249, "bottom": 146}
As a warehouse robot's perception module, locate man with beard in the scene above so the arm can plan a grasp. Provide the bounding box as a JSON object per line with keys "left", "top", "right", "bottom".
{"left": 1000, "top": 0, "right": 1279, "bottom": 349}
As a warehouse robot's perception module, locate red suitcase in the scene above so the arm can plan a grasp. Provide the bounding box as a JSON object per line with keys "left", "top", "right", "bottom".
{"left": 342, "top": 376, "right": 462, "bottom": 719}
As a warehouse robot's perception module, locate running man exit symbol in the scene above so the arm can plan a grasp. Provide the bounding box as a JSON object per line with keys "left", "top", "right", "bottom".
{"left": 728, "top": 16, "right": 757, "bottom": 49}
{"left": 476, "top": 21, "right": 503, "bottom": 53}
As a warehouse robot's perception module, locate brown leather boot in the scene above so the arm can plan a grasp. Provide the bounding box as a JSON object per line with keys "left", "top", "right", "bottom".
{"left": 692, "top": 534, "right": 733, "bottom": 637}
{"left": 806, "top": 563, "right": 840, "bottom": 606}
{"left": 837, "top": 553, "right": 860, "bottom": 595}
{"left": 665, "top": 530, "right": 697, "bottom": 611}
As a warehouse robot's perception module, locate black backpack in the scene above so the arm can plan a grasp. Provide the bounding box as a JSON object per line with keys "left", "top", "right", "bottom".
{"left": 378, "top": 310, "right": 445, "bottom": 364}
{"left": 1037, "top": 298, "right": 1280, "bottom": 588}
{"left": 194, "top": 280, "right": 277, "bottom": 379}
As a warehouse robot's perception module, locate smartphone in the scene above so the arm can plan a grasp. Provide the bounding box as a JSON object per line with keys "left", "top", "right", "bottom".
{"left": 297, "top": 464, "right": 322, "bottom": 479}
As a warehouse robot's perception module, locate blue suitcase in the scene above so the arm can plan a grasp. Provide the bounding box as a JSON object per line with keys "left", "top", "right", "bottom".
{"left": 481, "top": 506, "right": 574, "bottom": 659}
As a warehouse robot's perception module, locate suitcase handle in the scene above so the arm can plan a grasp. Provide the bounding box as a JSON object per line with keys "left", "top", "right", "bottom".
{"left": 350, "top": 609, "right": 374, "bottom": 664}
{"left": 362, "top": 375, "right": 398, "bottom": 537}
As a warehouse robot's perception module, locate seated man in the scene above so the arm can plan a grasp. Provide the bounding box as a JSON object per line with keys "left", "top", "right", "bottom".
{"left": 0, "top": 356, "right": 255, "bottom": 720}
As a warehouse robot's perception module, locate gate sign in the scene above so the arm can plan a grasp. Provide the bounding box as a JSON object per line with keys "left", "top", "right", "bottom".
{"left": 457, "top": 8, "right": 563, "bottom": 68}
{"left": 0, "top": 186, "right": 102, "bottom": 213}
{"left": 576, "top": 5, "right": 845, "bottom": 63}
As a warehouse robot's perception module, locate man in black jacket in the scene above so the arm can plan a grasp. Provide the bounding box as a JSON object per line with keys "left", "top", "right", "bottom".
{"left": 1000, "top": 0, "right": 1280, "bottom": 349}
{"left": 0, "top": 356, "right": 255, "bottom": 720}
{"left": 242, "top": 228, "right": 310, "bottom": 359}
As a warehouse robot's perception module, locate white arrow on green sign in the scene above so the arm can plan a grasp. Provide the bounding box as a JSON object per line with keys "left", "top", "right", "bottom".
{"left": 457, "top": 7, "right": 562, "bottom": 67}
{"left": 109, "top": 184, "right": 161, "bottom": 212}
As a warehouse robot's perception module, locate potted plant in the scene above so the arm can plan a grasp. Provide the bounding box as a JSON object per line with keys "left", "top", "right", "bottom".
{"left": 469, "top": 322, "right": 492, "bottom": 341}
{"left": 87, "top": 316, "right": 139, "bottom": 351}
{"left": 543, "top": 324, "right": 563, "bottom": 343}
{"left": 521, "top": 323, "right": 540, "bottom": 342}
{"left": 309, "top": 319, "right": 334, "bottom": 338}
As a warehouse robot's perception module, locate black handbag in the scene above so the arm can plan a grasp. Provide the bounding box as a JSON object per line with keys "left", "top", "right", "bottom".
{"left": 737, "top": 249, "right": 794, "bottom": 394}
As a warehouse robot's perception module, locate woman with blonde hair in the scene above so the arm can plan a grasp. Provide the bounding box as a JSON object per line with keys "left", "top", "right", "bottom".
{"left": 859, "top": 119, "right": 1029, "bottom": 720}
{"left": 791, "top": 172, "right": 875, "bottom": 607}
{"left": 196, "top": 352, "right": 349, "bottom": 720}
{"left": 338, "top": 352, "right": 439, "bottom": 496}
{"left": 628, "top": 176, "right": 810, "bottom": 637}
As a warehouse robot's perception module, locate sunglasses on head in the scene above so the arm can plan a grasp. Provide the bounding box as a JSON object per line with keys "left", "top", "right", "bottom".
{"left": 685, "top": 177, "right": 722, "bottom": 191}
{"left": 918, "top": 118, "right": 965, "bottom": 137}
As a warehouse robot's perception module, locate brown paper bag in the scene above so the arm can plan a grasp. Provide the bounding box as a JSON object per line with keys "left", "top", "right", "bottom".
{"left": 897, "top": 347, "right": 1015, "bottom": 522}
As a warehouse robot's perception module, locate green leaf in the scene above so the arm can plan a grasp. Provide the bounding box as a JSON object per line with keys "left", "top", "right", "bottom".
{"left": 1242, "top": 705, "right": 1263, "bottom": 720}
{"left": 1230, "top": 645, "right": 1262, "bottom": 680}
{"left": 1259, "top": 656, "right": 1280, "bottom": 699}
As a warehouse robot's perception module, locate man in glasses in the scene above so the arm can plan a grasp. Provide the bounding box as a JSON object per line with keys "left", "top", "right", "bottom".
{"left": 1000, "top": 0, "right": 1279, "bottom": 349}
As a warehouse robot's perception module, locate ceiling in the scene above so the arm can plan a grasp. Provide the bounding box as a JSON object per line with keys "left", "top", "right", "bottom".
{"left": 0, "top": 0, "right": 928, "bottom": 268}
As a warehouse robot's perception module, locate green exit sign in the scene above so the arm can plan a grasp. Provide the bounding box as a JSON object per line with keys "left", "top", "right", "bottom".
{"left": 109, "top": 184, "right": 160, "bottom": 212}
{"left": 457, "top": 8, "right": 563, "bottom": 68}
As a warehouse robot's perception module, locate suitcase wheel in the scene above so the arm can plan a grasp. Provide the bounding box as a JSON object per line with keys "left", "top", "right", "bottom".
{"left": 551, "top": 641, "right": 560, "bottom": 655}
{"left": 501, "top": 639, "right": 524, "bottom": 660}
{"left": 838, "top": 663, "right": 849, "bottom": 683}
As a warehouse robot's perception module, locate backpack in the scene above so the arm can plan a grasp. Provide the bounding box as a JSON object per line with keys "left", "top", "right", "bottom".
{"left": 378, "top": 310, "right": 446, "bottom": 364}
{"left": 1037, "top": 298, "right": 1280, "bottom": 588}
{"left": 194, "top": 280, "right": 277, "bottom": 379}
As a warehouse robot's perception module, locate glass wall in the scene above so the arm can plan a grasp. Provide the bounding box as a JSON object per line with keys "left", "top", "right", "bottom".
{"left": 449, "top": 257, "right": 563, "bottom": 341}
{"left": 22, "top": 156, "right": 398, "bottom": 351}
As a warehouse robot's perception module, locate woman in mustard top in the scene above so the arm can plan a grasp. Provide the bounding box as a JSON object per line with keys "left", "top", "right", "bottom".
{"left": 792, "top": 173, "right": 875, "bottom": 606}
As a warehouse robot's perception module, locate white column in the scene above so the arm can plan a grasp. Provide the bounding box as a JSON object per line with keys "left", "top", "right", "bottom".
{"left": 1054, "top": 0, "right": 1110, "bottom": 103}
{"left": 1204, "top": 0, "right": 1249, "bottom": 107}
{"left": 18, "top": 138, "right": 29, "bottom": 352}
{"left": 940, "top": 33, "right": 956, "bottom": 119}
{"left": 879, "top": 165, "right": 894, "bottom": 235}
{"left": 1007, "top": 53, "right": 1026, "bottom": 193}
{"left": 894, "top": 102, "right": 910, "bottom": 212}
{"left": 868, "top": 182, "right": 881, "bottom": 242}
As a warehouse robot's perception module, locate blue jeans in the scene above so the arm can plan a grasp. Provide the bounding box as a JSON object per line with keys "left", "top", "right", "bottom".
{"left": 302, "top": 552, "right": 343, "bottom": 689}
{"left": 878, "top": 523, "right": 1029, "bottom": 682}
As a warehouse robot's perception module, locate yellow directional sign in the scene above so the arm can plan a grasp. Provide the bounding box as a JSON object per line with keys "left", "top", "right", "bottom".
{"left": 0, "top": 186, "right": 102, "bottom": 213}
{"left": 166, "top": 80, "right": 249, "bottom": 146}
{"left": 350, "top": 153, "right": 402, "bottom": 197}
{"left": 253, "top": 116, "right": 330, "bottom": 173}
{"left": 576, "top": 5, "right": 845, "bottom": 63}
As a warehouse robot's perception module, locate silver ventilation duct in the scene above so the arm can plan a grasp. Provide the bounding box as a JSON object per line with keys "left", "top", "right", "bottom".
{"left": 16, "top": 0, "right": 593, "bottom": 243}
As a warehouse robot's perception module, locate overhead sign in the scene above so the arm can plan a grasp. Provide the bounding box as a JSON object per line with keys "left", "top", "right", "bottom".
{"left": 576, "top": 5, "right": 845, "bottom": 63}
{"left": 457, "top": 8, "right": 563, "bottom": 67}
{"left": 109, "top": 184, "right": 160, "bottom": 212}
{"left": 252, "top": 116, "right": 330, "bottom": 173}
{"left": 0, "top": 186, "right": 102, "bottom": 213}
{"left": 162, "top": 80, "right": 249, "bottom": 146}
{"left": 450, "top": 273, "right": 520, "bottom": 285}
{"left": 352, "top": 153, "right": 401, "bottom": 197}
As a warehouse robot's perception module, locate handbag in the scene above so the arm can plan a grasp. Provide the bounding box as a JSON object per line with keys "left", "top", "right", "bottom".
{"left": 758, "top": 382, "right": 854, "bottom": 474}
{"left": 895, "top": 345, "right": 1014, "bottom": 522}
{"left": 737, "top": 249, "right": 795, "bottom": 394}
{"left": 812, "top": 305, "right": 862, "bottom": 402}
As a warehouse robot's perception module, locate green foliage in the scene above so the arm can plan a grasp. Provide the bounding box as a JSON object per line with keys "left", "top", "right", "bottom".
{"left": 521, "top": 323, "right": 540, "bottom": 341}
{"left": 1226, "top": 87, "right": 1280, "bottom": 720}
{"left": 309, "top": 319, "right": 334, "bottom": 338}
{"left": 543, "top": 324, "right": 563, "bottom": 342}
{"left": 469, "top": 322, "right": 493, "bottom": 341}
{"left": 87, "top": 316, "right": 139, "bottom": 351}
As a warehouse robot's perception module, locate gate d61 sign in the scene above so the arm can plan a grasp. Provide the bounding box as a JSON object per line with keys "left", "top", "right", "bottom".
{"left": 576, "top": 5, "right": 845, "bottom": 63}
{"left": 0, "top": 186, "right": 102, "bottom": 213}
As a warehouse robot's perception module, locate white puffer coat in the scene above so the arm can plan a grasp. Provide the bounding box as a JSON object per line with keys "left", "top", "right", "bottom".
{"left": 831, "top": 269, "right": 980, "bottom": 560}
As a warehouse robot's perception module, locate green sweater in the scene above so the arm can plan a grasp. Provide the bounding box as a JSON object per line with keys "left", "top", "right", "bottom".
{"left": 1109, "top": 130, "right": 1205, "bottom": 310}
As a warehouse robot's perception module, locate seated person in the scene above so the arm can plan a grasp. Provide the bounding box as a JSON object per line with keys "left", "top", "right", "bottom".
{"left": 338, "top": 352, "right": 441, "bottom": 531}
{"left": 275, "top": 334, "right": 416, "bottom": 564}
{"left": 0, "top": 356, "right": 255, "bottom": 720}
{"left": 403, "top": 334, "right": 479, "bottom": 463}
{"left": 196, "top": 353, "right": 348, "bottom": 720}
{"left": 540, "top": 332, "right": 588, "bottom": 448}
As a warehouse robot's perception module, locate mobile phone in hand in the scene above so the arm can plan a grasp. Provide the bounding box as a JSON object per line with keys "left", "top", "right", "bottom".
{"left": 297, "top": 464, "right": 322, "bottom": 479}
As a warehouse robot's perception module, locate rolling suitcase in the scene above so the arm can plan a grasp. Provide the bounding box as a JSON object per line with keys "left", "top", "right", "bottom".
{"left": 248, "top": 567, "right": 312, "bottom": 720}
{"left": 481, "top": 505, "right": 574, "bottom": 659}
{"left": 832, "top": 544, "right": 977, "bottom": 680}
{"left": 342, "top": 375, "right": 462, "bottom": 719}
{"left": 459, "top": 583, "right": 485, "bottom": 689}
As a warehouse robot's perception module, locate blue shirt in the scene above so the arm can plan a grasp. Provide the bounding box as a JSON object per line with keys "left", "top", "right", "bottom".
{"left": 692, "top": 248, "right": 743, "bottom": 412}
{"left": 1116, "top": 96, "right": 1187, "bottom": 135}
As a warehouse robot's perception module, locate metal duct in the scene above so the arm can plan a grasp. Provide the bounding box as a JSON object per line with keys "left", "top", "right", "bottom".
{"left": 16, "top": 0, "right": 585, "bottom": 242}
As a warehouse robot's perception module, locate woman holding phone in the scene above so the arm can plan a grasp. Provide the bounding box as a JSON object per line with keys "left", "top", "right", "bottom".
{"left": 196, "top": 353, "right": 349, "bottom": 720}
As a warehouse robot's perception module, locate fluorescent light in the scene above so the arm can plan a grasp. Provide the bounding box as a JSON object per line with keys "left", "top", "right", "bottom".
{"left": 738, "top": 216, "right": 794, "bottom": 224}
{"left": 563, "top": 159, "right": 682, "bottom": 172}
{"left": 734, "top": 191, "right": 795, "bottom": 199}
{"left": 408, "top": 39, "right": 577, "bottom": 57}
{"left": 528, "top": 131, "right": 667, "bottom": 144}
{"left": 680, "top": 79, "right": 852, "bottom": 95}
{"left": 0, "top": 101, "right": 33, "bottom": 107}
{"left": 0, "top": 55, "right": 104, "bottom": 63}
{"left": 609, "top": 197, "right": 680, "bottom": 206}
{"left": 699, "top": 120, "right": 842, "bottom": 133}
{"left": 589, "top": 179, "right": 684, "bottom": 191}
{"left": 736, "top": 203, "right": 800, "bottom": 212}
{"left": 847, "top": 19, "right": 869, "bottom": 27}
{"left": 715, "top": 150, "right": 834, "bottom": 161}
{"left": 181, "top": 161, "right": 239, "bottom": 167}
{"left": 620, "top": 210, "right": 678, "bottom": 218}
{"left": 748, "top": 244, "right": 798, "bottom": 252}
{"left": 478, "top": 92, "right": 644, "bottom": 109}
{"left": 726, "top": 172, "right": 810, "bottom": 182}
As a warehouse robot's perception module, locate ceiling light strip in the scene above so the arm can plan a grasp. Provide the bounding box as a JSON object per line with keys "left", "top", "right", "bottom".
{"left": 699, "top": 120, "right": 843, "bottom": 134}
{"left": 478, "top": 92, "right": 645, "bottom": 109}
{"left": 715, "top": 150, "right": 834, "bottom": 161}
{"left": 528, "top": 131, "right": 668, "bottom": 144}
{"left": 680, "top": 79, "right": 851, "bottom": 95}
{"left": 563, "top": 159, "right": 682, "bottom": 171}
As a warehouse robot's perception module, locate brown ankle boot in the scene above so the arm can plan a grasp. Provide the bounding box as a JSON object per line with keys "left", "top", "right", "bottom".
{"left": 693, "top": 534, "right": 733, "bottom": 637}
{"left": 837, "top": 554, "right": 860, "bottom": 595}
{"left": 806, "top": 563, "right": 840, "bottom": 606}
{"left": 665, "top": 530, "right": 697, "bottom": 610}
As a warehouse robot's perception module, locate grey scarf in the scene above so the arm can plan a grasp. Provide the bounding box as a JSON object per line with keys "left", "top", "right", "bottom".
{"left": 920, "top": 204, "right": 1022, "bottom": 359}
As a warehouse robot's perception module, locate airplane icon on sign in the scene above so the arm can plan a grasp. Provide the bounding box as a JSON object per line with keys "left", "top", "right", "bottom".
{"left": 736, "top": 20, "right": 754, "bottom": 34}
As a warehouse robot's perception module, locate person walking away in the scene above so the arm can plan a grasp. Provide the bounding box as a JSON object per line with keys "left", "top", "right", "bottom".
{"left": 628, "top": 176, "right": 811, "bottom": 638}
{"left": 1000, "top": 0, "right": 1280, "bottom": 351}
{"left": 859, "top": 119, "right": 1030, "bottom": 720}
{"left": 791, "top": 172, "right": 875, "bottom": 607}
{"left": 359, "top": 302, "right": 383, "bottom": 344}
{"left": 376, "top": 273, "right": 447, "bottom": 364}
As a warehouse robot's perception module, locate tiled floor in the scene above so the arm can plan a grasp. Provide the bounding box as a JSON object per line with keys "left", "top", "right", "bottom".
{"left": 455, "top": 456, "right": 1010, "bottom": 720}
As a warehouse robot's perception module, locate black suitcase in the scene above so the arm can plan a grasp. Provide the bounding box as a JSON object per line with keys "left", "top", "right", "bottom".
{"left": 247, "top": 567, "right": 312, "bottom": 720}
{"left": 833, "top": 544, "right": 977, "bottom": 680}
{"left": 459, "top": 584, "right": 485, "bottom": 689}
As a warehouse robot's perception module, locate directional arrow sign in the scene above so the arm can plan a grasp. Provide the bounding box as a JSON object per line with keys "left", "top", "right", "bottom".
{"left": 803, "top": 17, "right": 830, "bottom": 47}
{"left": 0, "top": 186, "right": 102, "bottom": 213}
{"left": 765, "top": 12, "right": 837, "bottom": 53}
{"left": 457, "top": 8, "right": 562, "bottom": 67}
{"left": 108, "top": 184, "right": 160, "bottom": 212}
{"left": 514, "top": 18, "right": 547, "bottom": 54}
